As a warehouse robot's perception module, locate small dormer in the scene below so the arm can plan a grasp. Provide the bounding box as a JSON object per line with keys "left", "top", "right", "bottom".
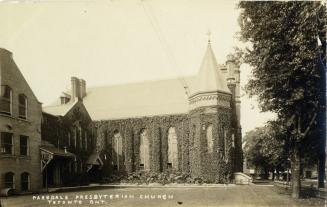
{"left": 60, "top": 92, "right": 71, "bottom": 104}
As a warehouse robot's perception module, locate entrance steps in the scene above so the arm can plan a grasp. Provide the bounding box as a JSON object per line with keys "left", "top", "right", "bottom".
{"left": 234, "top": 172, "right": 253, "bottom": 185}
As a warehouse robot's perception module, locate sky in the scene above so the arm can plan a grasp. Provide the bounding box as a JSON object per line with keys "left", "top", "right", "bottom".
{"left": 0, "top": 0, "right": 275, "bottom": 135}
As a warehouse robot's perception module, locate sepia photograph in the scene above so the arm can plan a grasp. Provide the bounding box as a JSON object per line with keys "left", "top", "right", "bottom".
{"left": 0, "top": 0, "right": 325, "bottom": 206}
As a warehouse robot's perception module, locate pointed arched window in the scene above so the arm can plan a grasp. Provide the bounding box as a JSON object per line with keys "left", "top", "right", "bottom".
{"left": 206, "top": 124, "right": 214, "bottom": 153}
{"left": 113, "top": 130, "right": 123, "bottom": 170}
{"left": 79, "top": 127, "right": 83, "bottom": 150}
{"left": 72, "top": 126, "right": 77, "bottom": 148}
{"left": 167, "top": 127, "right": 178, "bottom": 169}
{"left": 139, "top": 129, "right": 150, "bottom": 170}
{"left": 68, "top": 131, "right": 71, "bottom": 147}
{"left": 224, "top": 128, "right": 228, "bottom": 159}
{"left": 192, "top": 125, "right": 196, "bottom": 147}
{"left": 84, "top": 131, "right": 88, "bottom": 151}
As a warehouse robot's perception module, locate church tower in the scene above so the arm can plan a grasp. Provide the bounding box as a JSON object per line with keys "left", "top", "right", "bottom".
{"left": 226, "top": 54, "right": 243, "bottom": 173}
{"left": 188, "top": 39, "right": 234, "bottom": 182}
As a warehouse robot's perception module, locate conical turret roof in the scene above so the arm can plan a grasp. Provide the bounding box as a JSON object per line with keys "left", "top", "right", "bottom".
{"left": 193, "top": 42, "right": 231, "bottom": 95}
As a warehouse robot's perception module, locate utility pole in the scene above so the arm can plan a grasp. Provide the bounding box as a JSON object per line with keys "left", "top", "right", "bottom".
{"left": 45, "top": 166, "right": 48, "bottom": 192}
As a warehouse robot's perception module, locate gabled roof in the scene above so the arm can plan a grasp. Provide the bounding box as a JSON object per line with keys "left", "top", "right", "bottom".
{"left": 82, "top": 77, "right": 195, "bottom": 120}
{"left": 60, "top": 92, "right": 71, "bottom": 98}
{"left": 43, "top": 100, "right": 78, "bottom": 116}
{"left": 44, "top": 42, "right": 232, "bottom": 121}
{"left": 0, "top": 48, "right": 42, "bottom": 104}
{"left": 192, "top": 42, "right": 231, "bottom": 95}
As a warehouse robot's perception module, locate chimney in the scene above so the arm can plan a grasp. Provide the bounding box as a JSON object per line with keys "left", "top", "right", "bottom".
{"left": 71, "top": 77, "right": 80, "bottom": 101}
{"left": 79, "top": 79, "right": 86, "bottom": 98}
{"left": 226, "top": 56, "right": 236, "bottom": 85}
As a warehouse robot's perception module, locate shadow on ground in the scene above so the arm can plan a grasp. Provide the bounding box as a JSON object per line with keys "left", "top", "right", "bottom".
{"left": 273, "top": 185, "right": 325, "bottom": 206}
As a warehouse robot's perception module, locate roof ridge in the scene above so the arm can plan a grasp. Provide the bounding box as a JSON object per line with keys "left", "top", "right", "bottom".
{"left": 43, "top": 99, "right": 78, "bottom": 108}
{"left": 86, "top": 75, "right": 196, "bottom": 90}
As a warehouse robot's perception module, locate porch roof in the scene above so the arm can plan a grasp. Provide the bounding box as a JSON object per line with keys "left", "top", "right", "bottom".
{"left": 40, "top": 141, "right": 75, "bottom": 158}
{"left": 86, "top": 152, "right": 103, "bottom": 166}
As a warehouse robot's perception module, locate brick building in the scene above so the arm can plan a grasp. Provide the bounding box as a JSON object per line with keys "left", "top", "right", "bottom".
{"left": 42, "top": 77, "right": 100, "bottom": 187}
{"left": 50, "top": 41, "right": 243, "bottom": 182}
{"left": 0, "top": 48, "right": 42, "bottom": 192}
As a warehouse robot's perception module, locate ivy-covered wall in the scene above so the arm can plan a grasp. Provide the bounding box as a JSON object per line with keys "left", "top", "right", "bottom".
{"left": 188, "top": 106, "right": 233, "bottom": 182}
{"left": 93, "top": 114, "right": 190, "bottom": 176}
{"left": 93, "top": 105, "right": 235, "bottom": 183}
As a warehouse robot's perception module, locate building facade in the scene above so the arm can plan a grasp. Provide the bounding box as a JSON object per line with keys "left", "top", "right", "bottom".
{"left": 0, "top": 48, "right": 42, "bottom": 192}
{"left": 41, "top": 78, "right": 100, "bottom": 187}
{"left": 50, "top": 41, "right": 243, "bottom": 183}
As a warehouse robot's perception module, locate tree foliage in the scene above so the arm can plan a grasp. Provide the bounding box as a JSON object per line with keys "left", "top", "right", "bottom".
{"left": 244, "top": 121, "right": 287, "bottom": 173}
{"left": 238, "top": 1, "right": 326, "bottom": 197}
{"left": 239, "top": 0, "right": 326, "bottom": 151}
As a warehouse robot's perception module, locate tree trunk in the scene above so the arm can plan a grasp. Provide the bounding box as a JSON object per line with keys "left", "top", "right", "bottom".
{"left": 318, "top": 155, "right": 325, "bottom": 188}
{"left": 318, "top": 37, "right": 326, "bottom": 189}
{"left": 317, "top": 104, "right": 326, "bottom": 189}
{"left": 272, "top": 170, "right": 275, "bottom": 181}
{"left": 291, "top": 148, "right": 301, "bottom": 198}
{"left": 264, "top": 167, "right": 269, "bottom": 179}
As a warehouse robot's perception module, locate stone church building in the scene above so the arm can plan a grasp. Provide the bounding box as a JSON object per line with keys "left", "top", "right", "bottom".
{"left": 50, "top": 41, "right": 242, "bottom": 183}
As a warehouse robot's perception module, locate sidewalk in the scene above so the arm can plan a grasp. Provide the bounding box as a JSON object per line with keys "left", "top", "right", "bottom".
{"left": 2, "top": 184, "right": 323, "bottom": 207}
{"left": 47, "top": 182, "right": 236, "bottom": 193}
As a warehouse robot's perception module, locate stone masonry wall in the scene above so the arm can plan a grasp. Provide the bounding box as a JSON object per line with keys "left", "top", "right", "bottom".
{"left": 93, "top": 108, "right": 234, "bottom": 183}
{"left": 93, "top": 114, "right": 190, "bottom": 177}
{"left": 0, "top": 49, "right": 42, "bottom": 192}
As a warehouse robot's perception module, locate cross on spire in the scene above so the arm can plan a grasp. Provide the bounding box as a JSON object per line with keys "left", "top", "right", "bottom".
{"left": 206, "top": 30, "right": 212, "bottom": 44}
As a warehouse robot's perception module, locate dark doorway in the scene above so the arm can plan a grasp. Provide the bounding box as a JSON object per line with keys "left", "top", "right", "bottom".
{"left": 87, "top": 165, "right": 102, "bottom": 183}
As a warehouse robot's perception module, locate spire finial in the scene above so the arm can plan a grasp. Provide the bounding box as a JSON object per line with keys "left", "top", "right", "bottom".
{"left": 206, "top": 30, "right": 212, "bottom": 44}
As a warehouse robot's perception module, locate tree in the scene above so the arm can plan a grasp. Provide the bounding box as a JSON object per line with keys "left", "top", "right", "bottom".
{"left": 244, "top": 122, "right": 287, "bottom": 179}
{"left": 238, "top": 1, "right": 326, "bottom": 198}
